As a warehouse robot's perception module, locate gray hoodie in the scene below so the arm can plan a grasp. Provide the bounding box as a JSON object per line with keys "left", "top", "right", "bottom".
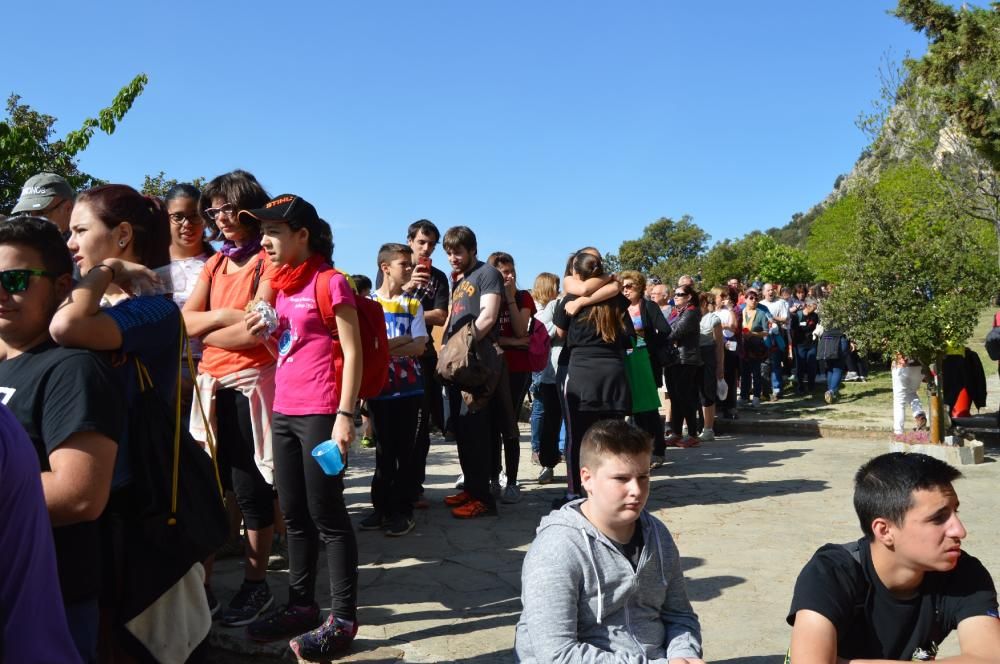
{"left": 514, "top": 500, "right": 702, "bottom": 663}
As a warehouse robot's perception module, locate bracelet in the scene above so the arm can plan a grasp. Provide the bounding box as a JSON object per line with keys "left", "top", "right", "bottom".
{"left": 89, "top": 263, "right": 116, "bottom": 280}
{"left": 336, "top": 409, "right": 354, "bottom": 419}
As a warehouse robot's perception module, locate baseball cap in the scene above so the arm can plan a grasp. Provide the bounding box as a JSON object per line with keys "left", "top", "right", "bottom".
{"left": 238, "top": 194, "right": 319, "bottom": 225}
{"left": 11, "top": 173, "right": 74, "bottom": 214}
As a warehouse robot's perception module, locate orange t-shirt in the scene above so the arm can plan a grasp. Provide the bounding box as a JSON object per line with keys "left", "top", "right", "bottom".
{"left": 196, "top": 250, "right": 277, "bottom": 379}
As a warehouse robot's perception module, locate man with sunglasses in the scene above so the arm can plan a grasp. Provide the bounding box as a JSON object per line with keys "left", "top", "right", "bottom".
{"left": 10, "top": 173, "right": 75, "bottom": 237}
{"left": 0, "top": 216, "right": 123, "bottom": 662}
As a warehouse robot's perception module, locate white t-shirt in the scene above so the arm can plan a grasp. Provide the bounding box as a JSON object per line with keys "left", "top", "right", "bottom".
{"left": 171, "top": 253, "right": 210, "bottom": 358}
{"left": 699, "top": 311, "right": 720, "bottom": 347}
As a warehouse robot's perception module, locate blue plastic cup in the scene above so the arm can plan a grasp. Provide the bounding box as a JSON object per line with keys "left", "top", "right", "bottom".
{"left": 312, "top": 440, "right": 345, "bottom": 476}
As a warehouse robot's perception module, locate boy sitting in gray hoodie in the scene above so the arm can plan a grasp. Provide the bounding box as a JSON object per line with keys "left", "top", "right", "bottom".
{"left": 514, "top": 419, "right": 704, "bottom": 663}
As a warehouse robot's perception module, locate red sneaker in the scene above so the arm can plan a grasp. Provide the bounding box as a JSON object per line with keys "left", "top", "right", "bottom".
{"left": 676, "top": 436, "right": 701, "bottom": 449}
{"left": 451, "top": 498, "right": 497, "bottom": 519}
{"left": 443, "top": 490, "right": 473, "bottom": 507}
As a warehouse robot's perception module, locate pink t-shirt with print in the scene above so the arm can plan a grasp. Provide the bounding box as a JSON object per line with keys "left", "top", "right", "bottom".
{"left": 273, "top": 269, "right": 356, "bottom": 416}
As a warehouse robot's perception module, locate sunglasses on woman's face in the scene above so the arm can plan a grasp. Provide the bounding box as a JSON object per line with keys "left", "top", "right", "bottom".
{"left": 674, "top": 292, "right": 687, "bottom": 297}
{"left": 0, "top": 268, "right": 56, "bottom": 294}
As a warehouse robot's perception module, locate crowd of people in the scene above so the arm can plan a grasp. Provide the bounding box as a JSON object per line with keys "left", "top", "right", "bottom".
{"left": 1, "top": 170, "right": 997, "bottom": 663}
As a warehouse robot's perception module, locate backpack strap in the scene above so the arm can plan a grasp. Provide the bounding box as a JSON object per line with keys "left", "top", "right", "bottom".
{"left": 248, "top": 257, "right": 265, "bottom": 300}
{"left": 204, "top": 253, "right": 227, "bottom": 307}
{"left": 315, "top": 268, "right": 339, "bottom": 337}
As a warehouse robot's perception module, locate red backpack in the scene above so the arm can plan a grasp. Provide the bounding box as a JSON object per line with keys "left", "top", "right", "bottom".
{"left": 315, "top": 268, "right": 390, "bottom": 399}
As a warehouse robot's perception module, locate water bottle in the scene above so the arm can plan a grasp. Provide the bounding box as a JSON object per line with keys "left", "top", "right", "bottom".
{"left": 312, "top": 440, "right": 345, "bottom": 476}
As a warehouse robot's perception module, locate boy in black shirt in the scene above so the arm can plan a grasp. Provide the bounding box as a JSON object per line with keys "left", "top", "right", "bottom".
{"left": 0, "top": 216, "right": 123, "bottom": 662}
{"left": 787, "top": 452, "right": 1000, "bottom": 661}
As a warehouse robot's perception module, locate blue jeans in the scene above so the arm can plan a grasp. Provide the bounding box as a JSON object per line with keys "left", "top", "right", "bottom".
{"left": 529, "top": 372, "right": 543, "bottom": 453}
{"left": 770, "top": 353, "right": 785, "bottom": 396}
{"left": 795, "top": 346, "right": 817, "bottom": 391}
{"left": 826, "top": 337, "right": 850, "bottom": 394}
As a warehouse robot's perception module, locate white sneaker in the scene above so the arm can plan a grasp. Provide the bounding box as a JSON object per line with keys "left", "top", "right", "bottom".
{"left": 538, "top": 467, "right": 554, "bottom": 484}
{"left": 845, "top": 371, "right": 859, "bottom": 382}
{"left": 498, "top": 470, "right": 507, "bottom": 488}
{"left": 699, "top": 428, "right": 715, "bottom": 442}
{"left": 454, "top": 473, "right": 465, "bottom": 490}
{"left": 501, "top": 483, "right": 522, "bottom": 504}
{"left": 751, "top": 397, "right": 760, "bottom": 408}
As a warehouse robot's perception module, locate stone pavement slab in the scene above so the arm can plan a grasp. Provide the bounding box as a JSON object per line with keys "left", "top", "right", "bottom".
{"left": 209, "top": 428, "right": 1000, "bottom": 662}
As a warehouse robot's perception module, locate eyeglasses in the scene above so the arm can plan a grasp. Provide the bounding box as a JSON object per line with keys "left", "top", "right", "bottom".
{"left": 168, "top": 212, "right": 205, "bottom": 226}
{"left": 203, "top": 203, "right": 238, "bottom": 221}
{"left": 0, "top": 268, "right": 56, "bottom": 294}
{"left": 622, "top": 282, "right": 635, "bottom": 289}
{"left": 746, "top": 294, "right": 758, "bottom": 300}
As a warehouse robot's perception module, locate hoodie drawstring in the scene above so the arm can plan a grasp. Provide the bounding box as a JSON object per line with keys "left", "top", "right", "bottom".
{"left": 582, "top": 527, "right": 604, "bottom": 624}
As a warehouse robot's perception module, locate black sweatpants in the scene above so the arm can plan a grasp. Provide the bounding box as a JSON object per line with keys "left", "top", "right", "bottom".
{"left": 665, "top": 364, "right": 700, "bottom": 437}
{"left": 537, "top": 381, "right": 563, "bottom": 468}
{"left": 272, "top": 413, "right": 358, "bottom": 620}
{"left": 413, "top": 353, "right": 443, "bottom": 497}
{"left": 368, "top": 395, "right": 422, "bottom": 519}
{"left": 215, "top": 388, "right": 273, "bottom": 530}
{"left": 449, "top": 387, "right": 497, "bottom": 509}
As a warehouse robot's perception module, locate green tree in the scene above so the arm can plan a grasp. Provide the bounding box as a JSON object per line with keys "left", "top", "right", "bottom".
{"left": 0, "top": 74, "right": 148, "bottom": 212}
{"left": 823, "top": 162, "right": 997, "bottom": 441}
{"left": 894, "top": 0, "right": 1000, "bottom": 171}
{"left": 806, "top": 194, "right": 862, "bottom": 282}
{"left": 605, "top": 215, "right": 709, "bottom": 278}
{"left": 756, "top": 242, "right": 815, "bottom": 286}
{"left": 141, "top": 172, "right": 205, "bottom": 199}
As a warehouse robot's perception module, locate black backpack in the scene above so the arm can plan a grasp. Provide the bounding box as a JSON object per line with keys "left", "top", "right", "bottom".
{"left": 985, "top": 326, "right": 1000, "bottom": 361}
{"left": 817, "top": 331, "right": 844, "bottom": 361}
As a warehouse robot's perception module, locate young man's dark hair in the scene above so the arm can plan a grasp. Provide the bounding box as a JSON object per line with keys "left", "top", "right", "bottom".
{"left": 406, "top": 219, "right": 440, "bottom": 243}
{"left": 442, "top": 225, "right": 477, "bottom": 253}
{"left": 787, "top": 452, "right": 999, "bottom": 662}
{"left": 0, "top": 215, "right": 74, "bottom": 276}
{"left": 853, "top": 452, "right": 962, "bottom": 540}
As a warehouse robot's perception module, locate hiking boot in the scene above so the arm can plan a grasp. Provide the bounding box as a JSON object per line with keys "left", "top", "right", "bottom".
{"left": 454, "top": 473, "right": 465, "bottom": 490}
{"left": 358, "top": 511, "right": 386, "bottom": 531}
{"left": 385, "top": 515, "right": 415, "bottom": 537}
{"left": 676, "top": 436, "right": 701, "bottom": 449}
{"left": 247, "top": 603, "right": 322, "bottom": 642}
{"left": 220, "top": 581, "right": 274, "bottom": 627}
{"left": 698, "top": 428, "right": 715, "bottom": 442}
{"left": 205, "top": 585, "right": 220, "bottom": 618}
{"left": 451, "top": 498, "right": 497, "bottom": 519}
{"left": 289, "top": 614, "right": 358, "bottom": 661}
{"left": 443, "top": 490, "right": 473, "bottom": 507}
{"left": 537, "top": 466, "right": 554, "bottom": 484}
{"left": 501, "top": 483, "right": 521, "bottom": 504}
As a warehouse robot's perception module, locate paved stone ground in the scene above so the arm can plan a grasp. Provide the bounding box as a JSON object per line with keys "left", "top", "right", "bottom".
{"left": 207, "top": 422, "right": 1000, "bottom": 663}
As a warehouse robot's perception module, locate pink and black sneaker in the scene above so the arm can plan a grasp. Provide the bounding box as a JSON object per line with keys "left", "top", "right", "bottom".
{"left": 289, "top": 614, "right": 358, "bottom": 661}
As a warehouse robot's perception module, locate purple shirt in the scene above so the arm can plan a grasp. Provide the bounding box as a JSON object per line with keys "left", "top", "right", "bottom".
{"left": 0, "top": 403, "right": 82, "bottom": 663}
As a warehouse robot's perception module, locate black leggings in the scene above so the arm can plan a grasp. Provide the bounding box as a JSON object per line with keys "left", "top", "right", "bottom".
{"left": 368, "top": 396, "right": 422, "bottom": 518}
{"left": 632, "top": 410, "right": 664, "bottom": 455}
{"left": 537, "top": 382, "right": 563, "bottom": 469}
{"left": 272, "top": 413, "right": 357, "bottom": 619}
{"left": 493, "top": 370, "right": 531, "bottom": 484}
{"left": 215, "top": 388, "right": 273, "bottom": 530}
{"left": 665, "top": 364, "right": 700, "bottom": 437}
{"left": 565, "top": 407, "right": 624, "bottom": 496}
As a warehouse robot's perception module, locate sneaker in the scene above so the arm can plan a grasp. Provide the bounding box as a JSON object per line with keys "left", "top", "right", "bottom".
{"left": 385, "top": 515, "right": 415, "bottom": 537}
{"left": 650, "top": 455, "right": 665, "bottom": 469}
{"left": 358, "top": 511, "right": 386, "bottom": 531}
{"left": 770, "top": 392, "right": 780, "bottom": 402}
{"left": 454, "top": 473, "right": 465, "bottom": 490}
{"left": 824, "top": 390, "right": 834, "bottom": 404}
{"left": 361, "top": 435, "right": 376, "bottom": 449}
{"left": 268, "top": 534, "right": 289, "bottom": 571}
{"left": 664, "top": 433, "right": 682, "bottom": 447}
{"left": 844, "top": 371, "right": 859, "bottom": 382}
{"left": 537, "top": 466, "right": 554, "bottom": 484}
{"left": 444, "top": 490, "right": 473, "bottom": 507}
{"left": 289, "top": 614, "right": 358, "bottom": 661}
{"left": 699, "top": 428, "right": 715, "bottom": 442}
{"left": 501, "top": 483, "right": 521, "bottom": 504}
{"left": 451, "top": 498, "right": 497, "bottom": 519}
{"left": 751, "top": 396, "right": 760, "bottom": 408}
{"left": 247, "top": 603, "right": 321, "bottom": 642}
{"left": 220, "top": 581, "right": 274, "bottom": 627}
{"left": 676, "top": 436, "right": 702, "bottom": 449}
{"left": 205, "top": 585, "right": 220, "bottom": 618}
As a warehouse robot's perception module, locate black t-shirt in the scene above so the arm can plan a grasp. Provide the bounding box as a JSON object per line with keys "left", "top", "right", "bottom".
{"left": 610, "top": 523, "right": 645, "bottom": 571}
{"left": 552, "top": 293, "right": 634, "bottom": 356}
{"left": 787, "top": 538, "right": 999, "bottom": 660}
{"left": 445, "top": 260, "right": 504, "bottom": 341}
{"left": 0, "top": 342, "right": 125, "bottom": 603}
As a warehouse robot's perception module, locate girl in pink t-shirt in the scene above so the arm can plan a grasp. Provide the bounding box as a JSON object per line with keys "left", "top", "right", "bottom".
{"left": 242, "top": 195, "right": 362, "bottom": 661}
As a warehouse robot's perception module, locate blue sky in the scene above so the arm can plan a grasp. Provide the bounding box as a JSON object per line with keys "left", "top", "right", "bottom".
{"left": 3, "top": 1, "right": 932, "bottom": 284}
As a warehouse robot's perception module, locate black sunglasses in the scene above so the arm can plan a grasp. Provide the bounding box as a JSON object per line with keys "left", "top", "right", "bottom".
{"left": 0, "top": 268, "right": 57, "bottom": 294}
{"left": 674, "top": 291, "right": 688, "bottom": 297}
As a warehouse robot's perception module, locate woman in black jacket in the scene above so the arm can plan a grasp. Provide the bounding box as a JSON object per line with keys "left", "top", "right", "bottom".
{"left": 620, "top": 270, "right": 672, "bottom": 466}
{"left": 665, "top": 283, "right": 702, "bottom": 448}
